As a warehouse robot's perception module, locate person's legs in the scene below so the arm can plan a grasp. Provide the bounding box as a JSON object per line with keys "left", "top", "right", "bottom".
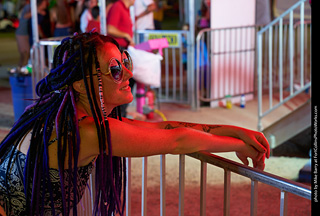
{"left": 16, "top": 34, "right": 30, "bottom": 67}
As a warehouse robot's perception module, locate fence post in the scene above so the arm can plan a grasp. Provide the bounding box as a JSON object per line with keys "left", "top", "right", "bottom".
{"left": 200, "top": 161, "right": 207, "bottom": 216}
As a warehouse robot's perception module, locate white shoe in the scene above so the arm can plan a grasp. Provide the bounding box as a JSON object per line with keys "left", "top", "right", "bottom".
{"left": 9, "top": 67, "right": 20, "bottom": 74}
{"left": 20, "top": 65, "right": 29, "bottom": 75}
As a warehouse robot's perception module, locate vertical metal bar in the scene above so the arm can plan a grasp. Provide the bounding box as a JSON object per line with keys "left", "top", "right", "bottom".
{"left": 235, "top": 28, "right": 238, "bottom": 94}
{"left": 227, "top": 29, "right": 231, "bottom": 96}
{"left": 273, "top": 25, "right": 278, "bottom": 87}
{"left": 217, "top": 29, "right": 221, "bottom": 99}
{"left": 300, "top": 3, "right": 305, "bottom": 87}
{"left": 39, "top": 45, "right": 45, "bottom": 79}
{"left": 250, "top": 180, "right": 258, "bottom": 216}
{"left": 165, "top": 48, "right": 169, "bottom": 99}
{"left": 206, "top": 31, "right": 210, "bottom": 99}
{"left": 160, "top": 155, "right": 166, "bottom": 216}
{"left": 196, "top": 32, "right": 200, "bottom": 109}
{"left": 99, "top": 0, "right": 106, "bottom": 35}
{"left": 126, "top": 157, "right": 132, "bottom": 216}
{"left": 244, "top": 26, "right": 250, "bottom": 91}
{"left": 263, "top": 28, "right": 268, "bottom": 88}
{"left": 189, "top": 0, "right": 196, "bottom": 109}
{"left": 200, "top": 36, "right": 204, "bottom": 100}
{"left": 280, "top": 191, "right": 288, "bottom": 216}
{"left": 172, "top": 48, "right": 177, "bottom": 100}
{"left": 239, "top": 28, "right": 243, "bottom": 94}
{"left": 223, "top": 170, "right": 231, "bottom": 216}
{"left": 141, "top": 157, "right": 148, "bottom": 216}
{"left": 283, "top": 24, "right": 288, "bottom": 86}
{"left": 257, "top": 33, "right": 263, "bottom": 131}
{"left": 279, "top": 19, "right": 283, "bottom": 102}
{"left": 179, "top": 155, "right": 185, "bottom": 216}
{"left": 289, "top": 11, "right": 294, "bottom": 95}
{"left": 30, "top": 0, "right": 39, "bottom": 45}
{"left": 200, "top": 161, "right": 207, "bottom": 216}
{"left": 179, "top": 35, "right": 183, "bottom": 101}
{"left": 268, "top": 27, "right": 273, "bottom": 109}
{"left": 47, "top": 45, "right": 52, "bottom": 72}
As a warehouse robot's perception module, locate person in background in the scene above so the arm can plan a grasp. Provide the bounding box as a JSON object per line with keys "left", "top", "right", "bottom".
{"left": 105, "top": 0, "right": 117, "bottom": 16}
{"left": 50, "top": 0, "right": 73, "bottom": 37}
{"left": 10, "top": 0, "right": 31, "bottom": 74}
{"left": 107, "top": 0, "right": 135, "bottom": 117}
{"left": 153, "top": 0, "right": 170, "bottom": 30}
{"left": 0, "top": 32, "right": 269, "bottom": 216}
{"left": 86, "top": 5, "right": 100, "bottom": 33}
{"left": 28, "top": 0, "right": 51, "bottom": 46}
{"left": 134, "top": 0, "right": 156, "bottom": 30}
{"left": 79, "top": 0, "right": 97, "bottom": 33}
{"left": 107, "top": 0, "right": 134, "bottom": 49}
{"left": 10, "top": 0, "right": 50, "bottom": 75}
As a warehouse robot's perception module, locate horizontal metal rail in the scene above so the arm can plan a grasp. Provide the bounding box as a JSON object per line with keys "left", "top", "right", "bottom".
{"left": 188, "top": 152, "right": 311, "bottom": 199}
{"left": 124, "top": 151, "right": 310, "bottom": 216}
{"left": 187, "top": 151, "right": 311, "bottom": 216}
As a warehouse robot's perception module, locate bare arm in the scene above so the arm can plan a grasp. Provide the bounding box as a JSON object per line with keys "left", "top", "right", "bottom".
{"left": 80, "top": 117, "right": 267, "bottom": 170}
{"left": 122, "top": 118, "right": 269, "bottom": 169}
{"left": 122, "top": 118, "right": 269, "bottom": 155}
{"left": 135, "top": 3, "right": 157, "bottom": 21}
{"left": 107, "top": 25, "right": 134, "bottom": 45}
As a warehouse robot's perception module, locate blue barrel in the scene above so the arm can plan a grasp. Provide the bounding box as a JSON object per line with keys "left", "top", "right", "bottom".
{"left": 9, "top": 75, "right": 33, "bottom": 121}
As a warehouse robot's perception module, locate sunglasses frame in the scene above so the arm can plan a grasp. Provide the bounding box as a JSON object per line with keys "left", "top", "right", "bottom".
{"left": 88, "top": 50, "right": 133, "bottom": 84}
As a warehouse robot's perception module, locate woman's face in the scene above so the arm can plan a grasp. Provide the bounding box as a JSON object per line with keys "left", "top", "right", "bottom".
{"left": 93, "top": 42, "right": 133, "bottom": 110}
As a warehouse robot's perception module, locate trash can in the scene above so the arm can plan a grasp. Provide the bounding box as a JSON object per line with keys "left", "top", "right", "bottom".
{"left": 9, "top": 75, "right": 33, "bottom": 121}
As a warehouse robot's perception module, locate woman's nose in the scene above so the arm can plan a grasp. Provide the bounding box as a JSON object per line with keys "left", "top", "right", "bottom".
{"left": 122, "top": 65, "right": 133, "bottom": 81}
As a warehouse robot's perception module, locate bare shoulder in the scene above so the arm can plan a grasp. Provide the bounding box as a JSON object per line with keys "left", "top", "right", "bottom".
{"left": 77, "top": 116, "right": 100, "bottom": 165}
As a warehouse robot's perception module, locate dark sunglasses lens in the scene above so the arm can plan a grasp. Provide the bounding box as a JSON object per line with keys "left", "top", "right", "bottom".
{"left": 110, "top": 66, "right": 122, "bottom": 81}
{"left": 109, "top": 58, "right": 122, "bottom": 82}
{"left": 122, "top": 51, "right": 132, "bottom": 71}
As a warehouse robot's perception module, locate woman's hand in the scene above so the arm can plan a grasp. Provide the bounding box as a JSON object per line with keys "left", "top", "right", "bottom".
{"left": 236, "top": 128, "right": 270, "bottom": 159}
{"left": 233, "top": 128, "right": 269, "bottom": 170}
{"left": 235, "top": 139, "right": 267, "bottom": 171}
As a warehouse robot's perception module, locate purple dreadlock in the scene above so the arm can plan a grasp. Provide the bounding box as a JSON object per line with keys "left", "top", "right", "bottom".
{"left": 0, "top": 32, "right": 126, "bottom": 216}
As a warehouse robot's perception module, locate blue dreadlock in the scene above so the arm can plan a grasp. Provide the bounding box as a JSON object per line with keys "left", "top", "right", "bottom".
{"left": 0, "top": 32, "right": 126, "bottom": 216}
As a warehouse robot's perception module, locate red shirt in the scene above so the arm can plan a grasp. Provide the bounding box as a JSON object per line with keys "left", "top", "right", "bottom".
{"left": 107, "top": 0, "right": 133, "bottom": 48}
{"left": 86, "top": 20, "right": 100, "bottom": 33}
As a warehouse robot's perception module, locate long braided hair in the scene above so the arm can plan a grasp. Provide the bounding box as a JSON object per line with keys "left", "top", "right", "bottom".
{"left": 0, "top": 32, "right": 126, "bottom": 215}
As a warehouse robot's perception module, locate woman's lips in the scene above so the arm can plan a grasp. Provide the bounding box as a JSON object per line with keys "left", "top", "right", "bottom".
{"left": 120, "top": 85, "right": 130, "bottom": 91}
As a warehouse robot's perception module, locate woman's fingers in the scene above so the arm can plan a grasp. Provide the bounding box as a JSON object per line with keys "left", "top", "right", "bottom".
{"left": 255, "top": 132, "right": 270, "bottom": 158}
{"left": 236, "top": 152, "right": 249, "bottom": 166}
{"left": 236, "top": 145, "right": 266, "bottom": 171}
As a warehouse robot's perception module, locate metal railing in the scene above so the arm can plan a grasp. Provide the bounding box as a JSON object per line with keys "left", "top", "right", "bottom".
{"left": 31, "top": 30, "right": 194, "bottom": 108}
{"left": 30, "top": 37, "right": 64, "bottom": 98}
{"left": 135, "top": 30, "right": 192, "bottom": 106}
{"left": 256, "top": 0, "right": 311, "bottom": 131}
{"left": 124, "top": 152, "right": 311, "bottom": 216}
{"left": 196, "top": 26, "right": 257, "bottom": 109}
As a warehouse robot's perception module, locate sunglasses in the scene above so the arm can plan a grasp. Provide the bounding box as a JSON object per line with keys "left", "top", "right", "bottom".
{"left": 90, "top": 50, "right": 133, "bottom": 84}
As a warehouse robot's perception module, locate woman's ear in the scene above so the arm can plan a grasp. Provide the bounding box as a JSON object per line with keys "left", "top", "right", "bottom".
{"left": 73, "top": 80, "right": 86, "bottom": 94}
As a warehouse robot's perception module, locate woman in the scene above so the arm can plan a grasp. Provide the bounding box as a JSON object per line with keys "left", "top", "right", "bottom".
{"left": 0, "top": 32, "right": 269, "bottom": 216}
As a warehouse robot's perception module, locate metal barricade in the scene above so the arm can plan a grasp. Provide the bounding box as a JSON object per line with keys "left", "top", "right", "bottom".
{"left": 257, "top": 0, "right": 311, "bottom": 131}
{"left": 135, "top": 30, "right": 192, "bottom": 106}
{"left": 31, "top": 37, "right": 63, "bottom": 98}
{"left": 195, "top": 26, "right": 257, "bottom": 109}
{"left": 125, "top": 152, "right": 311, "bottom": 216}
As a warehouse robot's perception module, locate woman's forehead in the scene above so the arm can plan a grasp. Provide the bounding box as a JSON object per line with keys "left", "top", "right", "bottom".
{"left": 98, "top": 42, "right": 121, "bottom": 60}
